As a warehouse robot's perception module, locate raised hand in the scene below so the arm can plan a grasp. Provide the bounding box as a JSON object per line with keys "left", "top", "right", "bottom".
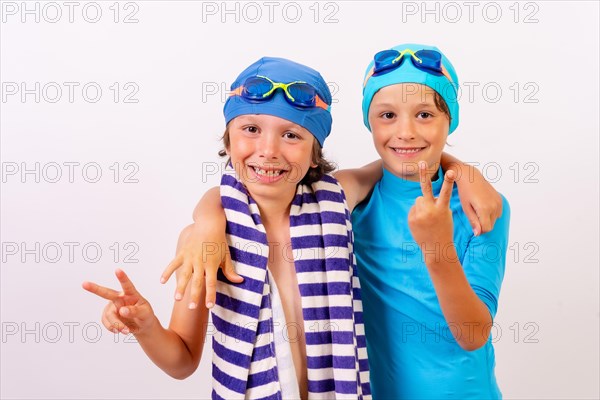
{"left": 82, "top": 269, "right": 156, "bottom": 336}
{"left": 160, "top": 223, "right": 243, "bottom": 310}
{"left": 408, "top": 161, "right": 456, "bottom": 257}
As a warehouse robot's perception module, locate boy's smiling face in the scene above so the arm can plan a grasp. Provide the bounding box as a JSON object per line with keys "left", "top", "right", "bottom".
{"left": 226, "top": 114, "right": 316, "bottom": 202}
{"left": 368, "top": 83, "right": 450, "bottom": 181}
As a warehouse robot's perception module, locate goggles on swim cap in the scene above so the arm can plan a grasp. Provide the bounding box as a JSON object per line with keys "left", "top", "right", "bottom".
{"left": 230, "top": 75, "right": 330, "bottom": 111}
{"left": 363, "top": 49, "right": 454, "bottom": 87}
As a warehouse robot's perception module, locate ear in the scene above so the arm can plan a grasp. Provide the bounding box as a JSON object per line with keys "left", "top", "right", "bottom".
{"left": 310, "top": 162, "right": 318, "bottom": 169}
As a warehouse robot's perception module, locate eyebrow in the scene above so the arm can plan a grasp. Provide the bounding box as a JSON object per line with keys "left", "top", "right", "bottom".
{"left": 371, "top": 101, "right": 436, "bottom": 108}
{"left": 370, "top": 102, "right": 396, "bottom": 109}
{"left": 236, "top": 117, "right": 305, "bottom": 133}
{"left": 235, "top": 116, "right": 257, "bottom": 123}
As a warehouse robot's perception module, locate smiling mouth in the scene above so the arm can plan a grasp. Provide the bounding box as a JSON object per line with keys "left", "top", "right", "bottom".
{"left": 250, "top": 165, "right": 288, "bottom": 177}
{"left": 391, "top": 147, "right": 426, "bottom": 154}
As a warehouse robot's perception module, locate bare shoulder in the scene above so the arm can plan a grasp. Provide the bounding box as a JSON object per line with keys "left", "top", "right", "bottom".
{"left": 192, "top": 186, "right": 222, "bottom": 221}
{"left": 332, "top": 169, "right": 352, "bottom": 193}
{"left": 333, "top": 162, "right": 382, "bottom": 212}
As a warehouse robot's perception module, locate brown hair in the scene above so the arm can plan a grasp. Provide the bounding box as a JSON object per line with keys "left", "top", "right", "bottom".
{"left": 218, "top": 127, "right": 336, "bottom": 186}
{"left": 432, "top": 91, "right": 453, "bottom": 146}
{"left": 433, "top": 91, "right": 451, "bottom": 123}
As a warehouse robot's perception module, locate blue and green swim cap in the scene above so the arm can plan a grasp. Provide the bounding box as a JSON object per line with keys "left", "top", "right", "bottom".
{"left": 223, "top": 57, "right": 333, "bottom": 146}
{"left": 362, "top": 43, "right": 460, "bottom": 134}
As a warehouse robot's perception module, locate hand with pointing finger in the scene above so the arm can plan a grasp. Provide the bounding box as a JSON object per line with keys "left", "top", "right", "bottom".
{"left": 408, "top": 161, "right": 456, "bottom": 259}
{"left": 82, "top": 269, "right": 157, "bottom": 336}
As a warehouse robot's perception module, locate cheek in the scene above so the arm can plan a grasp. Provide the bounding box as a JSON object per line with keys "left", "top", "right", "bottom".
{"left": 369, "top": 113, "right": 384, "bottom": 132}
{"left": 424, "top": 125, "right": 448, "bottom": 148}
{"left": 371, "top": 127, "right": 390, "bottom": 149}
{"left": 288, "top": 143, "right": 315, "bottom": 179}
{"left": 228, "top": 136, "right": 254, "bottom": 159}
{"left": 298, "top": 143, "right": 316, "bottom": 168}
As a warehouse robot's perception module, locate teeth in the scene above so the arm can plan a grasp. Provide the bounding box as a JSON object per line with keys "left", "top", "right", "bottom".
{"left": 393, "top": 148, "right": 422, "bottom": 154}
{"left": 253, "top": 167, "right": 283, "bottom": 177}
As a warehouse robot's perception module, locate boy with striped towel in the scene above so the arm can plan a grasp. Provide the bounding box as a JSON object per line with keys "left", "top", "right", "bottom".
{"left": 84, "top": 57, "right": 372, "bottom": 399}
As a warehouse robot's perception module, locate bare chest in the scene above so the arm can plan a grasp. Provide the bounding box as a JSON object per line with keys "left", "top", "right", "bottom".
{"left": 267, "top": 236, "right": 308, "bottom": 399}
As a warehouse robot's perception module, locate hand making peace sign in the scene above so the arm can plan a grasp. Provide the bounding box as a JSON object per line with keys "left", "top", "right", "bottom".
{"left": 82, "top": 269, "right": 156, "bottom": 336}
{"left": 408, "top": 161, "right": 456, "bottom": 250}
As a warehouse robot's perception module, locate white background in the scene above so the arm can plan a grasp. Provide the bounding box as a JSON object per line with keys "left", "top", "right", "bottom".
{"left": 1, "top": 1, "right": 598, "bottom": 399}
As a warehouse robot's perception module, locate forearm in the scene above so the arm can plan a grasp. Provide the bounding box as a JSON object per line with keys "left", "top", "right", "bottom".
{"left": 133, "top": 316, "right": 201, "bottom": 379}
{"left": 440, "top": 152, "right": 471, "bottom": 181}
{"left": 440, "top": 152, "right": 489, "bottom": 187}
{"left": 424, "top": 246, "right": 492, "bottom": 351}
{"left": 147, "top": 224, "right": 214, "bottom": 379}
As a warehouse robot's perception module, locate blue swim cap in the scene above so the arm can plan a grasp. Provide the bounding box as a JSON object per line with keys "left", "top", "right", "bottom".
{"left": 362, "top": 44, "right": 460, "bottom": 134}
{"left": 223, "top": 57, "right": 332, "bottom": 146}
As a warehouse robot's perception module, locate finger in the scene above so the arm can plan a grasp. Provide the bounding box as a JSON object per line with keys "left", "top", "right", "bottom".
{"left": 418, "top": 161, "right": 434, "bottom": 201}
{"left": 437, "top": 170, "right": 455, "bottom": 208}
{"left": 160, "top": 254, "right": 184, "bottom": 284}
{"left": 462, "top": 203, "right": 482, "bottom": 236}
{"left": 495, "top": 194, "right": 504, "bottom": 220}
{"left": 477, "top": 210, "right": 494, "bottom": 234}
{"left": 188, "top": 262, "right": 205, "bottom": 310}
{"left": 82, "top": 281, "right": 121, "bottom": 301}
{"left": 175, "top": 263, "right": 193, "bottom": 301}
{"left": 115, "top": 269, "right": 138, "bottom": 296}
{"left": 102, "top": 305, "right": 126, "bottom": 334}
{"left": 407, "top": 204, "right": 417, "bottom": 223}
{"left": 414, "top": 196, "right": 425, "bottom": 208}
{"left": 102, "top": 313, "right": 120, "bottom": 333}
{"left": 119, "top": 304, "right": 149, "bottom": 321}
{"left": 222, "top": 252, "right": 244, "bottom": 283}
{"left": 204, "top": 264, "right": 218, "bottom": 309}
{"left": 112, "top": 296, "right": 125, "bottom": 311}
{"left": 101, "top": 304, "right": 115, "bottom": 332}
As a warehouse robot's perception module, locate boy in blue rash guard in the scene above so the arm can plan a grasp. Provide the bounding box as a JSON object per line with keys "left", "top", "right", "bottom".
{"left": 353, "top": 43, "right": 511, "bottom": 399}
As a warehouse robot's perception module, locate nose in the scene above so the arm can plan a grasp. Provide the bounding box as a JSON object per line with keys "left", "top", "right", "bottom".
{"left": 257, "top": 132, "right": 280, "bottom": 160}
{"left": 396, "top": 117, "right": 416, "bottom": 141}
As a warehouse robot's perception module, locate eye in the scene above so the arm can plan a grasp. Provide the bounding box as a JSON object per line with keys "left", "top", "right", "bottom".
{"left": 283, "top": 131, "right": 301, "bottom": 140}
{"left": 417, "top": 112, "right": 433, "bottom": 119}
{"left": 243, "top": 125, "right": 259, "bottom": 134}
{"left": 380, "top": 112, "right": 396, "bottom": 120}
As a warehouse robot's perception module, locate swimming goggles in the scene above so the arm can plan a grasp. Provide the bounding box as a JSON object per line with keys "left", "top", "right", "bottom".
{"left": 230, "top": 75, "right": 330, "bottom": 111}
{"left": 363, "top": 48, "right": 454, "bottom": 87}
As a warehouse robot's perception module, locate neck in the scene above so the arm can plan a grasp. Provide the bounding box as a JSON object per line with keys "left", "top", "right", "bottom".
{"left": 380, "top": 164, "right": 444, "bottom": 200}
{"left": 252, "top": 191, "right": 295, "bottom": 229}
{"left": 384, "top": 161, "right": 441, "bottom": 182}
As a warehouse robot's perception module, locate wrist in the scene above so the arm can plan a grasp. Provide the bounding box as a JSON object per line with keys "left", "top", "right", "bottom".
{"left": 421, "top": 240, "right": 458, "bottom": 267}
{"left": 133, "top": 315, "right": 160, "bottom": 340}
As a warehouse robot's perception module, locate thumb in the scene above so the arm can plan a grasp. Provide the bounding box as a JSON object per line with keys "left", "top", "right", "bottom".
{"left": 222, "top": 252, "right": 243, "bottom": 283}
{"left": 119, "top": 304, "right": 151, "bottom": 320}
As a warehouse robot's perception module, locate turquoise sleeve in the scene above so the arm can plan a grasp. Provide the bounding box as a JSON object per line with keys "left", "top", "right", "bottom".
{"left": 461, "top": 195, "right": 511, "bottom": 319}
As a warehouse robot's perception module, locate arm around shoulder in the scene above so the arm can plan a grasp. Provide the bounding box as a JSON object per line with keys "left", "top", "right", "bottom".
{"left": 334, "top": 160, "right": 382, "bottom": 213}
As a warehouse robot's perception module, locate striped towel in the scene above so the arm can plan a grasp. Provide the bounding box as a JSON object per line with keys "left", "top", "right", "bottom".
{"left": 211, "top": 165, "right": 371, "bottom": 399}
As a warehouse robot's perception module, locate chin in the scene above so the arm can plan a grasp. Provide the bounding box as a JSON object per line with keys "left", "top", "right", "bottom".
{"left": 383, "top": 157, "right": 419, "bottom": 172}
{"left": 243, "top": 180, "right": 294, "bottom": 199}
